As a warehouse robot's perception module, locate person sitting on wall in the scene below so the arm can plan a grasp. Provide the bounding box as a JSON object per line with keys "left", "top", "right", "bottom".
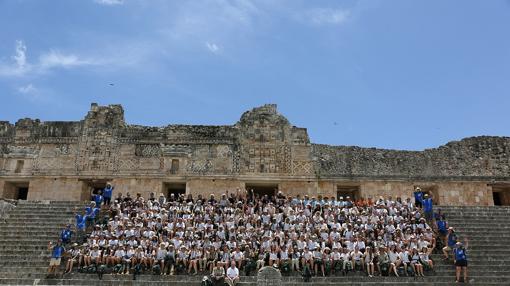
{"left": 210, "top": 262, "right": 225, "bottom": 286}
{"left": 226, "top": 261, "right": 240, "bottom": 286}
{"left": 103, "top": 183, "right": 114, "bottom": 206}
{"left": 443, "top": 227, "right": 458, "bottom": 261}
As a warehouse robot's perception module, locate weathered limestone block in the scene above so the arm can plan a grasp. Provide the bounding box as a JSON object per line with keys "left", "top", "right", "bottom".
{"left": 257, "top": 266, "right": 282, "bottom": 286}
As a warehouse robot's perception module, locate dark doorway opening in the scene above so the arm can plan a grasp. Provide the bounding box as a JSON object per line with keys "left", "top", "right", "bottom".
{"left": 416, "top": 185, "right": 440, "bottom": 205}
{"left": 337, "top": 185, "right": 360, "bottom": 201}
{"left": 2, "top": 182, "right": 29, "bottom": 200}
{"left": 16, "top": 187, "right": 28, "bottom": 200}
{"left": 492, "top": 184, "right": 510, "bottom": 206}
{"left": 245, "top": 183, "right": 278, "bottom": 199}
{"left": 493, "top": 192, "right": 502, "bottom": 206}
{"left": 165, "top": 183, "right": 186, "bottom": 199}
{"left": 80, "top": 179, "right": 110, "bottom": 201}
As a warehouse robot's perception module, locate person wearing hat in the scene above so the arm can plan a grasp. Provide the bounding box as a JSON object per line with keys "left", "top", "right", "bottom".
{"left": 443, "top": 227, "right": 458, "bottom": 261}
{"left": 64, "top": 243, "right": 81, "bottom": 274}
{"left": 47, "top": 239, "right": 66, "bottom": 278}
{"left": 454, "top": 238, "right": 469, "bottom": 283}
{"left": 422, "top": 193, "right": 434, "bottom": 221}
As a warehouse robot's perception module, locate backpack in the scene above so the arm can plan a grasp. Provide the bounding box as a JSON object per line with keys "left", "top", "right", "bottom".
{"left": 201, "top": 276, "right": 213, "bottom": 286}
{"left": 302, "top": 264, "right": 312, "bottom": 282}
{"left": 152, "top": 264, "right": 161, "bottom": 275}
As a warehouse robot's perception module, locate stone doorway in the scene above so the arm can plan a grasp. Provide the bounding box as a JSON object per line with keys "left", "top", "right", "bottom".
{"left": 80, "top": 179, "right": 110, "bottom": 201}
{"left": 337, "top": 185, "right": 360, "bottom": 201}
{"left": 492, "top": 184, "right": 510, "bottom": 206}
{"left": 416, "top": 185, "right": 440, "bottom": 205}
{"left": 2, "top": 182, "right": 30, "bottom": 200}
{"left": 245, "top": 183, "right": 278, "bottom": 199}
{"left": 165, "top": 182, "right": 186, "bottom": 199}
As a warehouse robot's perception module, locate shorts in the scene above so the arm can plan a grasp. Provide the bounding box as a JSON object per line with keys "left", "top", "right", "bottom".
{"left": 455, "top": 260, "right": 468, "bottom": 267}
{"left": 104, "top": 197, "right": 111, "bottom": 205}
{"left": 415, "top": 201, "right": 422, "bottom": 208}
{"left": 49, "top": 258, "right": 61, "bottom": 266}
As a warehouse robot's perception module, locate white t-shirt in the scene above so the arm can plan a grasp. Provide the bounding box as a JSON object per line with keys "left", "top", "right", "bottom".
{"left": 227, "top": 267, "right": 239, "bottom": 279}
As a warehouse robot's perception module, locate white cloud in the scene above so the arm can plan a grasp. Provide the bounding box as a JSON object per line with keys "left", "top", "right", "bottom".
{"left": 94, "top": 0, "right": 124, "bottom": 5}
{"left": 0, "top": 40, "right": 31, "bottom": 77}
{"left": 13, "top": 40, "right": 28, "bottom": 70}
{"left": 17, "top": 83, "right": 37, "bottom": 94}
{"left": 305, "top": 8, "right": 350, "bottom": 25}
{"left": 39, "top": 50, "right": 93, "bottom": 69}
{"left": 0, "top": 40, "right": 101, "bottom": 78}
{"left": 205, "top": 42, "right": 220, "bottom": 54}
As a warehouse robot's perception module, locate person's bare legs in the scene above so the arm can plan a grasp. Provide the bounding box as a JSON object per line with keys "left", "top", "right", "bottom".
{"left": 456, "top": 266, "right": 461, "bottom": 282}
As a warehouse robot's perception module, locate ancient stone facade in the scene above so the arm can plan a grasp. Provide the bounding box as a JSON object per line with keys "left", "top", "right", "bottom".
{"left": 1, "top": 103, "right": 509, "bottom": 205}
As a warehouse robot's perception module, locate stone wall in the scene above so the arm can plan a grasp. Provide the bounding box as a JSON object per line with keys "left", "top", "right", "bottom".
{"left": 312, "top": 136, "right": 510, "bottom": 180}
{"left": 0, "top": 103, "right": 509, "bottom": 205}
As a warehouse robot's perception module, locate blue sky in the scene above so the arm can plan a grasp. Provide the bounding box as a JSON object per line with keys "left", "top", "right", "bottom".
{"left": 0, "top": 0, "right": 509, "bottom": 150}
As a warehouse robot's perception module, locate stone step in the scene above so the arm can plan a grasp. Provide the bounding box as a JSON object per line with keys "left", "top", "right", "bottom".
{"left": 8, "top": 213, "right": 76, "bottom": 217}
{"left": 2, "top": 260, "right": 508, "bottom": 274}
{"left": 0, "top": 277, "right": 508, "bottom": 285}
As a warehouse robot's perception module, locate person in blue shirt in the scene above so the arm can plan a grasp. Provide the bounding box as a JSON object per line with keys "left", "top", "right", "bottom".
{"left": 422, "top": 194, "right": 434, "bottom": 221}
{"left": 60, "top": 224, "right": 73, "bottom": 244}
{"left": 442, "top": 227, "right": 458, "bottom": 260}
{"left": 454, "top": 239, "right": 469, "bottom": 283}
{"left": 93, "top": 192, "right": 104, "bottom": 208}
{"left": 47, "top": 239, "right": 66, "bottom": 278}
{"left": 436, "top": 216, "right": 448, "bottom": 247}
{"left": 413, "top": 187, "right": 424, "bottom": 208}
{"left": 103, "top": 183, "right": 114, "bottom": 206}
{"left": 75, "top": 210, "right": 87, "bottom": 243}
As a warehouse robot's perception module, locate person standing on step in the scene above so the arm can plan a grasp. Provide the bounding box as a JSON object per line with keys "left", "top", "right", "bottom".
{"left": 454, "top": 238, "right": 469, "bottom": 283}
{"left": 47, "top": 239, "right": 66, "bottom": 278}
{"left": 414, "top": 187, "right": 424, "bottom": 209}
{"left": 422, "top": 193, "right": 434, "bottom": 222}
{"left": 103, "top": 183, "right": 114, "bottom": 206}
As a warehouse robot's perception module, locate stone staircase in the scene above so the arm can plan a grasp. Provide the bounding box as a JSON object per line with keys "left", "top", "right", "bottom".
{"left": 0, "top": 203, "right": 509, "bottom": 285}
{"left": 0, "top": 201, "right": 85, "bottom": 285}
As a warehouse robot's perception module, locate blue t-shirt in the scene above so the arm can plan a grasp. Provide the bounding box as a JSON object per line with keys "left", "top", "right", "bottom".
{"left": 60, "top": 229, "right": 72, "bottom": 242}
{"left": 52, "top": 245, "right": 65, "bottom": 258}
{"left": 75, "top": 214, "right": 87, "bottom": 230}
{"left": 437, "top": 220, "right": 447, "bottom": 232}
{"left": 454, "top": 248, "right": 467, "bottom": 262}
{"left": 414, "top": 191, "right": 424, "bottom": 203}
{"left": 423, "top": 198, "right": 433, "bottom": 212}
{"left": 448, "top": 233, "right": 458, "bottom": 247}
{"left": 94, "top": 194, "right": 103, "bottom": 206}
{"left": 103, "top": 186, "right": 113, "bottom": 198}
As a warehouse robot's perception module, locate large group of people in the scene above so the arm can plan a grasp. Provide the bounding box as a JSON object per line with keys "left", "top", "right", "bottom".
{"left": 45, "top": 185, "right": 469, "bottom": 284}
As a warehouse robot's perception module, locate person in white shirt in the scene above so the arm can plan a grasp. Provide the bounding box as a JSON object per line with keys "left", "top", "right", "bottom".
{"left": 226, "top": 261, "right": 240, "bottom": 286}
